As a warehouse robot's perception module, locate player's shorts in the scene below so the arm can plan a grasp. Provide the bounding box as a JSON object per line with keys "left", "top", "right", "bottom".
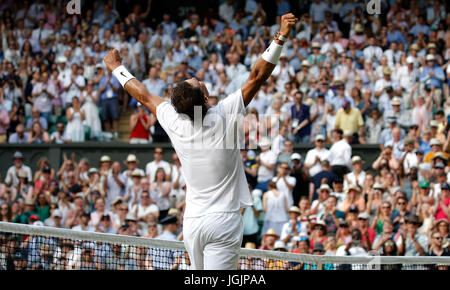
{"left": 183, "top": 211, "right": 243, "bottom": 270}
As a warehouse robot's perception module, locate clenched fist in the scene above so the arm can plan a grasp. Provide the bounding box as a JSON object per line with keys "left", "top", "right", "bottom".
{"left": 103, "top": 49, "right": 122, "bottom": 72}
{"left": 280, "top": 13, "right": 298, "bottom": 38}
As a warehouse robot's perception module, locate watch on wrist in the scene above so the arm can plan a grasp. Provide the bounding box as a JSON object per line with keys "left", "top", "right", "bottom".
{"left": 274, "top": 32, "right": 287, "bottom": 42}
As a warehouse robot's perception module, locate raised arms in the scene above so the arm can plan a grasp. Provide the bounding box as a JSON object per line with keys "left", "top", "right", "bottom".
{"left": 241, "top": 13, "right": 297, "bottom": 107}
{"left": 103, "top": 49, "right": 163, "bottom": 116}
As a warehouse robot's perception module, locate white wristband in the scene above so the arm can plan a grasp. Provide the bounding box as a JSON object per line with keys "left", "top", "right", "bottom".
{"left": 261, "top": 41, "right": 283, "bottom": 65}
{"left": 112, "top": 65, "right": 136, "bottom": 87}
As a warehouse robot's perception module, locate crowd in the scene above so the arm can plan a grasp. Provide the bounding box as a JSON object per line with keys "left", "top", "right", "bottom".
{"left": 1, "top": 0, "right": 450, "bottom": 270}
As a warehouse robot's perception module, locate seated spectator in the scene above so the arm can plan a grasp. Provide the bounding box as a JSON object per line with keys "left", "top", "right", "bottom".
{"left": 372, "top": 220, "right": 404, "bottom": 254}
{"left": 27, "top": 121, "right": 49, "bottom": 144}
{"left": 26, "top": 107, "right": 48, "bottom": 131}
{"left": 8, "top": 124, "right": 29, "bottom": 144}
{"left": 50, "top": 122, "right": 71, "bottom": 144}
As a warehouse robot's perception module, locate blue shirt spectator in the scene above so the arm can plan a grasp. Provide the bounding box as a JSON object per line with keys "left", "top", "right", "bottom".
{"left": 99, "top": 75, "right": 120, "bottom": 100}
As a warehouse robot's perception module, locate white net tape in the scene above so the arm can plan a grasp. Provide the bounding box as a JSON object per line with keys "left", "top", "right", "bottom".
{"left": 1, "top": 222, "right": 449, "bottom": 268}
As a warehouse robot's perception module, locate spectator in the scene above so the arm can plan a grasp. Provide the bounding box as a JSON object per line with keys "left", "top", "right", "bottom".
{"left": 8, "top": 124, "right": 29, "bottom": 144}
{"left": 65, "top": 96, "right": 86, "bottom": 142}
{"left": 291, "top": 91, "right": 311, "bottom": 143}
{"left": 334, "top": 100, "right": 364, "bottom": 144}
{"left": 81, "top": 80, "right": 102, "bottom": 140}
{"left": 262, "top": 181, "right": 289, "bottom": 237}
{"left": 129, "top": 102, "right": 154, "bottom": 144}
{"left": 304, "top": 134, "right": 330, "bottom": 177}
{"left": 403, "top": 215, "right": 428, "bottom": 256}
{"left": 50, "top": 122, "right": 71, "bottom": 144}
{"left": 102, "top": 162, "right": 126, "bottom": 211}
{"left": 256, "top": 137, "right": 277, "bottom": 191}
{"left": 280, "top": 206, "right": 302, "bottom": 247}
{"left": 99, "top": 68, "right": 120, "bottom": 139}
{"left": 329, "top": 129, "right": 352, "bottom": 179}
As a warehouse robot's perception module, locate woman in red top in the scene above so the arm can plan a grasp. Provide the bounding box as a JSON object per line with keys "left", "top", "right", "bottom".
{"left": 129, "top": 103, "right": 155, "bottom": 144}
{"left": 434, "top": 183, "right": 450, "bottom": 221}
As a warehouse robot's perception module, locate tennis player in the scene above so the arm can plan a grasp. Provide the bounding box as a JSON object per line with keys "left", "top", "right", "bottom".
{"left": 103, "top": 13, "right": 297, "bottom": 270}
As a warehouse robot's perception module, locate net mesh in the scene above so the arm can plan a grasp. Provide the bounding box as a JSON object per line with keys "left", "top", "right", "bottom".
{"left": 1, "top": 222, "right": 449, "bottom": 270}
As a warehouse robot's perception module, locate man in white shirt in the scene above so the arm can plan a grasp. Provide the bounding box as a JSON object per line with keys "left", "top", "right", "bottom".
{"left": 304, "top": 134, "right": 330, "bottom": 177}
{"left": 329, "top": 129, "right": 352, "bottom": 179}
{"left": 130, "top": 191, "right": 160, "bottom": 221}
{"left": 103, "top": 162, "right": 127, "bottom": 211}
{"left": 320, "top": 31, "right": 344, "bottom": 57}
{"left": 103, "top": 14, "right": 297, "bottom": 270}
{"left": 5, "top": 151, "right": 33, "bottom": 188}
{"left": 363, "top": 36, "right": 383, "bottom": 65}
{"left": 256, "top": 137, "right": 278, "bottom": 189}
{"left": 272, "top": 162, "right": 297, "bottom": 206}
{"left": 62, "top": 63, "right": 86, "bottom": 108}
{"left": 145, "top": 147, "right": 171, "bottom": 182}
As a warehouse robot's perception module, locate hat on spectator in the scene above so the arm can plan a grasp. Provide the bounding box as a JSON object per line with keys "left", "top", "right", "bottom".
{"left": 354, "top": 24, "right": 364, "bottom": 33}
{"left": 430, "top": 120, "right": 439, "bottom": 127}
{"left": 346, "top": 184, "right": 361, "bottom": 194}
{"left": 355, "top": 75, "right": 362, "bottom": 82}
{"left": 168, "top": 208, "right": 180, "bottom": 216}
{"left": 312, "top": 220, "right": 328, "bottom": 232}
{"left": 440, "top": 183, "right": 450, "bottom": 190}
{"left": 125, "top": 213, "right": 137, "bottom": 222}
{"left": 383, "top": 67, "right": 392, "bottom": 75}
{"left": 294, "top": 233, "right": 309, "bottom": 242}
{"left": 433, "top": 152, "right": 447, "bottom": 162}
{"left": 279, "top": 53, "right": 287, "bottom": 59}
{"left": 52, "top": 209, "right": 62, "bottom": 218}
{"left": 358, "top": 212, "right": 370, "bottom": 220}
{"left": 430, "top": 138, "right": 441, "bottom": 146}
{"left": 33, "top": 221, "right": 44, "bottom": 227}
{"left": 406, "top": 56, "right": 415, "bottom": 64}
{"left": 263, "top": 228, "right": 280, "bottom": 240}
{"left": 301, "top": 60, "right": 311, "bottom": 67}
{"left": 273, "top": 241, "right": 287, "bottom": 251}
{"left": 289, "top": 206, "right": 301, "bottom": 214}
{"left": 414, "top": 149, "right": 424, "bottom": 155}
{"left": 312, "top": 242, "right": 325, "bottom": 253}
{"left": 245, "top": 242, "right": 256, "bottom": 249}
{"left": 176, "top": 27, "right": 184, "bottom": 33}
{"left": 409, "top": 123, "right": 419, "bottom": 128}
{"left": 427, "top": 43, "right": 437, "bottom": 50}
{"left": 18, "top": 169, "right": 28, "bottom": 178}
{"left": 42, "top": 166, "right": 51, "bottom": 173}
{"left": 189, "top": 36, "right": 198, "bottom": 42}
{"left": 81, "top": 212, "right": 90, "bottom": 218}
{"left": 372, "top": 183, "right": 384, "bottom": 190}
{"left": 125, "top": 154, "right": 138, "bottom": 163}
{"left": 29, "top": 215, "right": 40, "bottom": 221}
{"left": 419, "top": 180, "right": 430, "bottom": 189}
{"left": 409, "top": 43, "right": 419, "bottom": 51}
{"left": 95, "top": 63, "right": 105, "bottom": 70}
{"left": 13, "top": 151, "right": 24, "bottom": 159}
{"left": 25, "top": 198, "right": 35, "bottom": 206}
{"left": 56, "top": 56, "right": 67, "bottom": 64}
{"left": 131, "top": 169, "right": 143, "bottom": 177}
{"left": 100, "top": 155, "right": 112, "bottom": 162}
{"left": 351, "top": 156, "right": 363, "bottom": 164}
{"left": 112, "top": 197, "right": 123, "bottom": 205}
{"left": 317, "top": 184, "right": 332, "bottom": 193}
{"left": 343, "top": 130, "right": 353, "bottom": 137}
{"left": 404, "top": 137, "right": 415, "bottom": 146}
{"left": 391, "top": 97, "right": 401, "bottom": 106}
{"left": 315, "top": 134, "right": 325, "bottom": 142}
{"left": 426, "top": 54, "right": 435, "bottom": 61}
{"left": 342, "top": 99, "right": 351, "bottom": 109}
{"left": 259, "top": 137, "right": 272, "bottom": 148}
{"left": 88, "top": 167, "right": 98, "bottom": 175}
{"left": 311, "top": 42, "right": 320, "bottom": 49}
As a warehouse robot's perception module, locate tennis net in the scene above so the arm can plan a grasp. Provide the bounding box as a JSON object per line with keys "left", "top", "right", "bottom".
{"left": 1, "top": 222, "right": 449, "bottom": 270}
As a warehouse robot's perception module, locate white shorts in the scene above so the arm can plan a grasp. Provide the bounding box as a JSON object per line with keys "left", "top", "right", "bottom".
{"left": 183, "top": 211, "right": 243, "bottom": 270}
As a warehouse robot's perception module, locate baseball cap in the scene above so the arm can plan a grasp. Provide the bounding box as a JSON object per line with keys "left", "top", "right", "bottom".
{"left": 441, "top": 183, "right": 450, "bottom": 190}
{"left": 29, "top": 215, "right": 40, "bottom": 221}
{"left": 430, "top": 120, "right": 439, "bottom": 127}
{"left": 13, "top": 151, "right": 24, "bottom": 159}
{"left": 430, "top": 138, "right": 441, "bottom": 146}
{"left": 88, "top": 167, "right": 98, "bottom": 175}
{"left": 290, "top": 153, "right": 302, "bottom": 161}
{"left": 42, "top": 166, "right": 51, "bottom": 173}
{"left": 358, "top": 212, "right": 370, "bottom": 220}
{"left": 315, "top": 134, "right": 325, "bottom": 142}
{"left": 52, "top": 209, "right": 62, "bottom": 218}
{"left": 391, "top": 97, "right": 401, "bottom": 106}
{"left": 273, "top": 241, "right": 287, "bottom": 251}
{"left": 312, "top": 242, "right": 325, "bottom": 253}
{"left": 426, "top": 54, "right": 435, "bottom": 61}
{"left": 406, "top": 56, "right": 415, "bottom": 64}
{"left": 419, "top": 180, "right": 430, "bottom": 189}
{"left": 349, "top": 206, "right": 359, "bottom": 213}
{"left": 351, "top": 156, "right": 362, "bottom": 164}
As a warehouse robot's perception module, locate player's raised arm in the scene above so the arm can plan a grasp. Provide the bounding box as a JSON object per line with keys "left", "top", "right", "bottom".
{"left": 241, "top": 13, "right": 297, "bottom": 107}
{"left": 103, "top": 49, "right": 163, "bottom": 116}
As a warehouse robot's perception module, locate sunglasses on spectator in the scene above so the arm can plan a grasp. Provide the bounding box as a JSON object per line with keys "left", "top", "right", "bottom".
{"left": 382, "top": 206, "right": 390, "bottom": 209}
{"left": 433, "top": 236, "right": 442, "bottom": 240}
{"left": 120, "top": 207, "right": 128, "bottom": 211}
{"left": 397, "top": 202, "right": 406, "bottom": 205}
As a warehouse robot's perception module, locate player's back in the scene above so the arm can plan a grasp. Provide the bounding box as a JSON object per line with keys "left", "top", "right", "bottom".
{"left": 156, "top": 89, "right": 252, "bottom": 218}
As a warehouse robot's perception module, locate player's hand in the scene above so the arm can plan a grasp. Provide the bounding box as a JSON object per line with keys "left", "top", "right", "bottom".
{"left": 104, "top": 49, "right": 122, "bottom": 72}
{"left": 280, "top": 13, "right": 298, "bottom": 38}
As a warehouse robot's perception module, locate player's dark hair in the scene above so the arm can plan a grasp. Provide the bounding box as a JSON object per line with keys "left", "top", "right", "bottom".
{"left": 171, "top": 82, "right": 208, "bottom": 121}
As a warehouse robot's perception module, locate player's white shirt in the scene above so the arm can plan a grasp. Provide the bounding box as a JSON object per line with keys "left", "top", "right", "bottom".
{"left": 156, "top": 89, "right": 252, "bottom": 218}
